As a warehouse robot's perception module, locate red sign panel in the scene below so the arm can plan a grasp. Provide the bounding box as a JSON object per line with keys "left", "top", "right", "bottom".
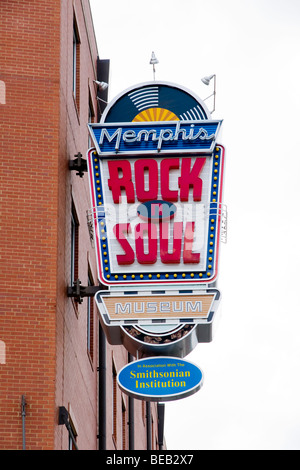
{"left": 87, "top": 145, "right": 225, "bottom": 286}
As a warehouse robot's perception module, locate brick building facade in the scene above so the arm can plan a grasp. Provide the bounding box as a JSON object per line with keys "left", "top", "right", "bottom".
{"left": 0, "top": 0, "right": 163, "bottom": 450}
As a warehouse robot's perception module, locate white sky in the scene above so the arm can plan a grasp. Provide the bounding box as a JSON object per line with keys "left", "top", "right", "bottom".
{"left": 90, "top": 0, "right": 300, "bottom": 450}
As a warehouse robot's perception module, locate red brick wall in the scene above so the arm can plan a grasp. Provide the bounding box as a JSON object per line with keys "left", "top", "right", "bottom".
{"left": 0, "top": 0, "right": 61, "bottom": 450}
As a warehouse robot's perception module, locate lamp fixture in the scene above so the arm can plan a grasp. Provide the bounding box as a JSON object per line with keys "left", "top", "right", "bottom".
{"left": 201, "top": 75, "right": 215, "bottom": 86}
{"left": 93, "top": 80, "right": 108, "bottom": 91}
{"left": 201, "top": 74, "right": 216, "bottom": 114}
{"left": 150, "top": 52, "right": 159, "bottom": 80}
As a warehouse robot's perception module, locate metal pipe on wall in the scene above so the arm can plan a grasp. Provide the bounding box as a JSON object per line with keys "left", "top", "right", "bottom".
{"left": 146, "top": 401, "right": 152, "bottom": 450}
{"left": 157, "top": 403, "right": 165, "bottom": 450}
{"left": 128, "top": 354, "right": 135, "bottom": 450}
{"left": 21, "top": 395, "right": 26, "bottom": 450}
{"left": 98, "top": 322, "right": 106, "bottom": 450}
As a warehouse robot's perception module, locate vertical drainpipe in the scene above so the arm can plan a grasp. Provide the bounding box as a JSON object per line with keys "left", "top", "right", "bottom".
{"left": 98, "top": 322, "right": 106, "bottom": 450}
{"left": 157, "top": 403, "right": 165, "bottom": 450}
{"left": 146, "top": 401, "right": 152, "bottom": 450}
{"left": 128, "top": 354, "right": 135, "bottom": 450}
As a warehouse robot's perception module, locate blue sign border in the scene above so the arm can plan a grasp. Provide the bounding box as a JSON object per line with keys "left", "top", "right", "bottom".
{"left": 88, "top": 120, "right": 222, "bottom": 156}
{"left": 117, "top": 356, "right": 203, "bottom": 402}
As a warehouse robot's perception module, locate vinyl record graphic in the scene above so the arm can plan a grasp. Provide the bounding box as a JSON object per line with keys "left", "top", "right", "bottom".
{"left": 101, "top": 81, "right": 211, "bottom": 123}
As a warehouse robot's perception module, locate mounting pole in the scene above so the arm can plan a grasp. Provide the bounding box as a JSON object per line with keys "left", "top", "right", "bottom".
{"left": 149, "top": 52, "right": 159, "bottom": 81}
{"left": 21, "top": 395, "right": 26, "bottom": 450}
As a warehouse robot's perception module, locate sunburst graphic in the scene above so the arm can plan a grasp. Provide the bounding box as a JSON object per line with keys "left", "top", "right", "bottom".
{"left": 132, "top": 107, "right": 179, "bottom": 122}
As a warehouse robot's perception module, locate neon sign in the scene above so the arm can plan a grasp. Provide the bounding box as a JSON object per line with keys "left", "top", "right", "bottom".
{"left": 87, "top": 145, "right": 224, "bottom": 285}
{"left": 87, "top": 81, "right": 225, "bottom": 287}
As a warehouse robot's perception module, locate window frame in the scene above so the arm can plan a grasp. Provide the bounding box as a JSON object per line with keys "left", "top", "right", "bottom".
{"left": 88, "top": 90, "right": 95, "bottom": 148}
{"left": 87, "top": 268, "right": 94, "bottom": 362}
{"left": 72, "top": 18, "right": 80, "bottom": 110}
{"left": 112, "top": 361, "right": 117, "bottom": 445}
{"left": 70, "top": 201, "right": 79, "bottom": 287}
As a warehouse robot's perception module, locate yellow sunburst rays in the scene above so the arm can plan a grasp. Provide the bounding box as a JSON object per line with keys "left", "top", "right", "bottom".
{"left": 132, "top": 107, "right": 179, "bottom": 122}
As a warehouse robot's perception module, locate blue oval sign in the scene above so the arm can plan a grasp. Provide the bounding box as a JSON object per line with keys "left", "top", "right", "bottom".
{"left": 117, "top": 356, "right": 203, "bottom": 402}
{"left": 137, "top": 200, "right": 177, "bottom": 222}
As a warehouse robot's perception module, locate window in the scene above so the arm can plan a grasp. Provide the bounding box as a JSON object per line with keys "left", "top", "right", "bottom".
{"left": 73, "top": 19, "right": 80, "bottom": 109}
{"left": 88, "top": 92, "right": 95, "bottom": 148}
{"left": 68, "top": 416, "right": 78, "bottom": 450}
{"left": 112, "top": 362, "right": 117, "bottom": 444}
{"left": 0, "top": 80, "right": 6, "bottom": 105}
{"left": 122, "top": 397, "right": 128, "bottom": 450}
{"left": 0, "top": 340, "right": 6, "bottom": 364}
{"left": 70, "top": 202, "right": 79, "bottom": 287}
{"left": 87, "top": 269, "right": 94, "bottom": 361}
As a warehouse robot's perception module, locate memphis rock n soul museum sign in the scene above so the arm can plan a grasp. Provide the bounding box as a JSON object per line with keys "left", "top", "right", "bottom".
{"left": 87, "top": 81, "right": 226, "bottom": 402}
